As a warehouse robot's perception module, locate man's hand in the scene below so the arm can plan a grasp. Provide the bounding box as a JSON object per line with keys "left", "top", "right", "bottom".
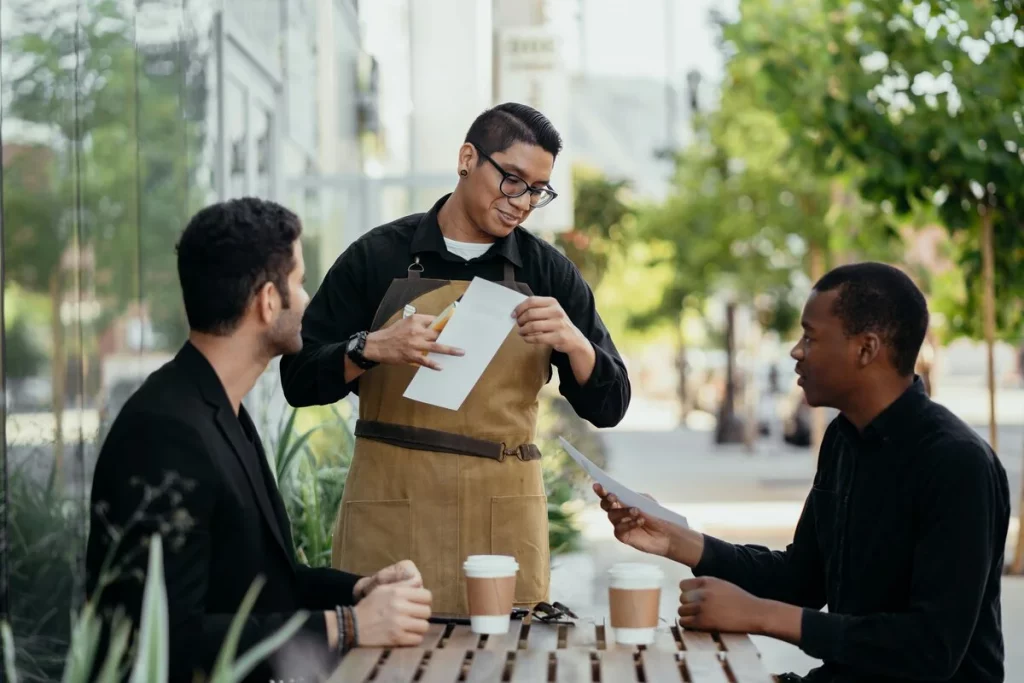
{"left": 353, "top": 584, "right": 433, "bottom": 647}
{"left": 353, "top": 559, "right": 423, "bottom": 602}
{"left": 513, "top": 297, "right": 587, "bottom": 353}
{"left": 594, "top": 483, "right": 675, "bottom": 557}
{"left": 365, "top": 314, "right": 464, "bottom": 371}
{"left": 677, "top": 577, "right": 765, "bottom": 634}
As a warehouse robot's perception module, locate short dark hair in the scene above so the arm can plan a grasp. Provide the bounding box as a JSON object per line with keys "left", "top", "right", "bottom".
{"left": 176, "top": 197, "right": 302, "bottom": 335}
{"left": 464, "top": 102, "right": 562, "bottom": 160}
{"left": 814, "top": 262, "right": 929, "bottom": 376}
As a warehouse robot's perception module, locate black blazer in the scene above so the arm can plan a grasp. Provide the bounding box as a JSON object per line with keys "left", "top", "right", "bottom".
{"left": 85, "top": 342, "right": 360, "bottom": 682}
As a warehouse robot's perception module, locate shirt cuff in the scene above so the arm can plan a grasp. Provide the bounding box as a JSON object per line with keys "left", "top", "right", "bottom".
{"left": 692, "top": 534, "right": 732, "bottom": 577}
{"left": 800, "top": 608, "right": 845, "bottom": 662}
{"left": 579, "top": 341, "right": 615, "bottom": 390}
{"left": 319, "top": 341, "right": 353, "bottom": 404}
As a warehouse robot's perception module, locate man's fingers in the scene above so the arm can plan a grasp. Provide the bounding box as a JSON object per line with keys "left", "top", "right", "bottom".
{"left": 677, "top": 602, "right": 701, "bottom": 617}
{"left": 679, "top": 589, "right": 703, "bottom": 604}
{"left": 400, "top": 604, "right": 432, "bottom": 623}
{"left": 396, "top": 629, "right": 426, "bottom": 647}
{"left": 428, "top": 343, "right": 465, "bottom": 357}
{"left": 518, "top": 320, "right": 559, "bottom": 336}
{"left": 677, "top": 614, "right": 700, "bottom": 628}
{"left": 400, "top": 587, "right": 433, "bottom": 605}
{"left": 415, "top": 357, "right": 444, "bottom": 371}
{"left": 679, "top": 577, "right": 705, "bottom": 591}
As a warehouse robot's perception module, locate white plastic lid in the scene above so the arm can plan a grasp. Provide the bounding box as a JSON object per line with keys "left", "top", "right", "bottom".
{"left": 607, "top": 563, "right": 664, "bottom": 587}
{"left": 463, "top": 555, "right": 519, "bottom": 576}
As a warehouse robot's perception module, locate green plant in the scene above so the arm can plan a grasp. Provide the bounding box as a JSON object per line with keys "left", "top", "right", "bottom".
{"left": 267, "top": 403, "right": 355, "bottom": 567}
{"left": 2, "top": 534, "right": 307, "bottom": 683}
{"left": 536, "top": 394, "right": 609, "bottom": 557}
{"left": 6, "top": 462, "right": 81, "bottom": 682}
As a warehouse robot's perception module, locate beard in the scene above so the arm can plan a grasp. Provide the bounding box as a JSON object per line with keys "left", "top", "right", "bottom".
{"left": 263, "top": 307, "right": 303, "bottom": 358}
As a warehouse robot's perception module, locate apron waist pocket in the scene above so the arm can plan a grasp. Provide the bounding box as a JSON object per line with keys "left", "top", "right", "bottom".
{"left": 355, "top": 419, "right": 541, "bottom": 462}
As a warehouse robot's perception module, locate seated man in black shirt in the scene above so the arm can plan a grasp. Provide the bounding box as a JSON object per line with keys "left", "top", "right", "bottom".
{"left": 86, "top": 198, "right": 432, "bottom": 682}
{"left": 596, "top": 262, "right": 1010, "bottom": 682}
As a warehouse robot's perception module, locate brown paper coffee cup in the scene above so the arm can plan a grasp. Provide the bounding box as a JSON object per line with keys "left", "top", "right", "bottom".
{"left": 608, "top": 587, "right": 661, "bottom": 628}
{"left": 466, "top": 575, "right": 516, "bottom": 616}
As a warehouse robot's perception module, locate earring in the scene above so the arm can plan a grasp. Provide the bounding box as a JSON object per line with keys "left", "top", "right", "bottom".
{"left": 459, "top": 169, "right": 468, "bottom": 177}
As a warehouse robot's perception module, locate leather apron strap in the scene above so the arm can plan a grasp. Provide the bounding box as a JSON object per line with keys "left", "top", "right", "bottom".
{"left": 355, "top": 419, "right": 541, "bottom": 462}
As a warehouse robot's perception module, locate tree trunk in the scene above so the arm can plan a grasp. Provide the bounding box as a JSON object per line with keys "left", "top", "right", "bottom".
{"left": 1013, "top": 441, "right": 1024, "bottom": 574}
{"left": 980, "top": 213, "right": 998, "bottom": 452}
{"left": 674, "top": 316, "right": 689, "bottom": 426}
{"left": 809, "top": 242, "right": 827, "bottom": 456}
{"left": 716, "top": 301, "right": 744, "bottom": 444}
{"left": 50, "top": 272, "right": 66, "bottom": 484}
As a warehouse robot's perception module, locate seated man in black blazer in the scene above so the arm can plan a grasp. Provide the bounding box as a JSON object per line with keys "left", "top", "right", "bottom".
{"left": 85, "top": 197, "right": 432, "bottom": 682}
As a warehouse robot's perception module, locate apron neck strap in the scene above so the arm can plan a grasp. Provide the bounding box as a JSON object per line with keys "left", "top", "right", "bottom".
{"left": 407, "top": 255, "right": 423, "bottom": 280}
{"left": 502, "top": 261, "right": 516, "bottom": 284}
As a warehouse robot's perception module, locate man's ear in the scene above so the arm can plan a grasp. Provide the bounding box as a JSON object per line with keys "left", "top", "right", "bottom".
{"left": 457, "top": 142, "right": 476, "bottom": 175}
{"left": 858, "top": 332, "right": 882, "bottom": 368}
{"left": 254, "top": 281, "right": 277, "bottom": 325}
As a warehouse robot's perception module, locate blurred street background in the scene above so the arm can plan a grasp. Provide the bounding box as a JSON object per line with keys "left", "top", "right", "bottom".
{"left": 2, "top": 0, "right": 1023, "bottom": 679}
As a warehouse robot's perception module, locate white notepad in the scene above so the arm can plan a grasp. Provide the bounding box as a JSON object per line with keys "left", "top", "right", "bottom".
{"left": 403, "top": 277, "right": 528, "bottom": 411}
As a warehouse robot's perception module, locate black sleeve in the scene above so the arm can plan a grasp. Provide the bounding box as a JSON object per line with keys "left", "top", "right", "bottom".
{"left": 86, "top": 415, "right": 330, "bottom": 682}
{"left": 692, "top": 493, "right": 827, "bottom": 609}
{"left": 280, "top": 239, "right": 376, "bottom": 407}
{"left": 691, "top": 423, "right": 834, "bottom": 608}
{"left": 294, "top": 565, "right": 361, "bottom": 609}
{"left": 799, "top": 440, "right": 1006, "bottom": 680}
{"left": 549, "top": 260, "right": 631, "bottom": 428}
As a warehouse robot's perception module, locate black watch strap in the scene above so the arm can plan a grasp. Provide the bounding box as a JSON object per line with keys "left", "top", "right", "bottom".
{"left": 346, "top": 331, "right": 378, "bottom": 370}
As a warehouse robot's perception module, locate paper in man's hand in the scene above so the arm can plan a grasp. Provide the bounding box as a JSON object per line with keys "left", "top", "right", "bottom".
{"left": 559, "top": 437, "right": 689, "bottom": 529}
{"left": 403, "top": 277, "right": 527, "bottom": 411}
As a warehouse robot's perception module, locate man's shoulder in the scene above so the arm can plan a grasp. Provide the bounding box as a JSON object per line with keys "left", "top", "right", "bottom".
{"left": 913, "top": 400, "right": 1007, "bottom": 487}
{"left": 351, "top": 213, "right": 423, "bottom": 252}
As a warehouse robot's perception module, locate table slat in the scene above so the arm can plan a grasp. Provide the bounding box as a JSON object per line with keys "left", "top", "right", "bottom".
{"left": 510, "top": 650, "right": 551, "bottom": 682}
{"left": 681, "top": 651, "right": 730, "bottom": 683}
{"left": 374, "top": 648, "right": 427, "bottom": 683}
{"left": 718, "top": 633, "right": 760, "bottom": 657}
{"left": 641, "top": 650, "right": 684, "bottom": 683}
{"left": 598, "top": 650, "right": 638, "bottom": 682}
{"left": 465, "top": 649, "right": 508, "bottom": 683}
{"left": 679, "top": 629, "right": 721, "bottom": 651}
{"left": 422, "top": 623, "right": 448, "bottom": 649}
{"left": 485, "top": 622, "right": 524, "bottom": 650}
{"left": 326, "top": 649, "right": 382, "bottom": 683}
{"left": 723, "top": 651, "right": 775, "bottom": 683}
{"left": 526, "top": 622, "right": 561, "bottom": 650}
{"left": 445, "top": 625, "right": 483, "bottom": 650}
{"left": 554, "top": 649, "right": 593, "bottom": 683}
{"left": 648, "top": 626, "right": 682, "bottom": 653}
{"left": 565, "top": 620, "right": 599, "bottom": 649}
{"left": 418, "top": 649, "right": 468, "bottom": 683}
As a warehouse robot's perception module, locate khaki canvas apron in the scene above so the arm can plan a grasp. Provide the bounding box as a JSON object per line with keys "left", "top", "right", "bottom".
{"left": 331, "top": 259, "right": 553, "bottom": 615}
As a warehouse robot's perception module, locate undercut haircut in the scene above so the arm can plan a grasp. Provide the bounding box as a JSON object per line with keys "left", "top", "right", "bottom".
{"left": 464, "top": 102, "right": 563, "bottom": 160}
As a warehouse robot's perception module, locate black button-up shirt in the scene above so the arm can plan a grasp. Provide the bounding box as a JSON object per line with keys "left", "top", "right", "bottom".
{"left": 280, "top": 194, "right": 631, "bottom": 428}
{"left": 695, "top": 378, "right": 1010, "bottom": 682}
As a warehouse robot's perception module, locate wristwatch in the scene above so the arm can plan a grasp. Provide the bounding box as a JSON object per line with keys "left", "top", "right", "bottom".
{"left": 346, "top": 331, "right": 378, "bottom": 370}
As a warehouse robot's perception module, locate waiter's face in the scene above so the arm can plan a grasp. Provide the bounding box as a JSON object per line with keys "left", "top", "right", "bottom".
{"left": 462, "top": 142, "right": 555, "bottom": 239}
{"left": 266, "top": 239, "right": 309, "bottom": 356}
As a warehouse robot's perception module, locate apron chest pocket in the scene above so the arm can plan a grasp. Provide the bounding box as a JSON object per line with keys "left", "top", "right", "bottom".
{"left": 340, "top": 499, "right": 412, "bottom": 577}
{"left": 491, "top": 495, "right": 549, "bottom": 605}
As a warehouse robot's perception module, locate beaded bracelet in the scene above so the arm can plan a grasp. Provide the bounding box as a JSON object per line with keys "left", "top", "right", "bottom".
{"left": 334, "top": 605, "right": 359, "bottom": 656}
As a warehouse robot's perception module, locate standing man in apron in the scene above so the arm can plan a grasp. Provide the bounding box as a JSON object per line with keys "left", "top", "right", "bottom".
{"left": 280, "top": 103, "right": 631, "bottom": 615}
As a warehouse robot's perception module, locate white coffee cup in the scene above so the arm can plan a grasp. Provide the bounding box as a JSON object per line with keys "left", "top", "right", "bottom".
{"left": 607, "top": 563, "right": 664, "bottom": 645}
{"left": 463, "top": 555, "right": 519, "bottom": 634}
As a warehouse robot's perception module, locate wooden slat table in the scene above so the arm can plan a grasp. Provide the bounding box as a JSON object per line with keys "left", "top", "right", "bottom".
{"left": 327, "top": 618, "right": 777, "bottom": 682}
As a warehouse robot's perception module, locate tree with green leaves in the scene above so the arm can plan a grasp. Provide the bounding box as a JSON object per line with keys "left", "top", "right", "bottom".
{"left": 728, "top": 0, "right": 1024, "bottom": 570}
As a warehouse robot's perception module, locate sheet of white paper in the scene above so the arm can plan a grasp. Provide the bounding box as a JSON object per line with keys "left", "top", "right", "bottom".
{"left": 403, "top": 277, "right": 528, "bottom": 411}
{"left": 559, "top": 437, "right": 690, "bottom": 529}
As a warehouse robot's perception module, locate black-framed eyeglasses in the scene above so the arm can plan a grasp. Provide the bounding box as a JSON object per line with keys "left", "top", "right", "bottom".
{"left": 468, "top": 141, "right": 558, "bottom": 209}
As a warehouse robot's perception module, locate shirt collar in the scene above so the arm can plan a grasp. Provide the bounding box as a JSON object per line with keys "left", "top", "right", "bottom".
{"left": 410, "top": 193, "right": 524, "bottom": 267}
{"left": 837, "top": 375, "right": 929, "bottom": 446}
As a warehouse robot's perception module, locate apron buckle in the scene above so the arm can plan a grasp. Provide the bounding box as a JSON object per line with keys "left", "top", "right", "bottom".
{"left": 500, "top": 443, "right": 525, "bottom": 462}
